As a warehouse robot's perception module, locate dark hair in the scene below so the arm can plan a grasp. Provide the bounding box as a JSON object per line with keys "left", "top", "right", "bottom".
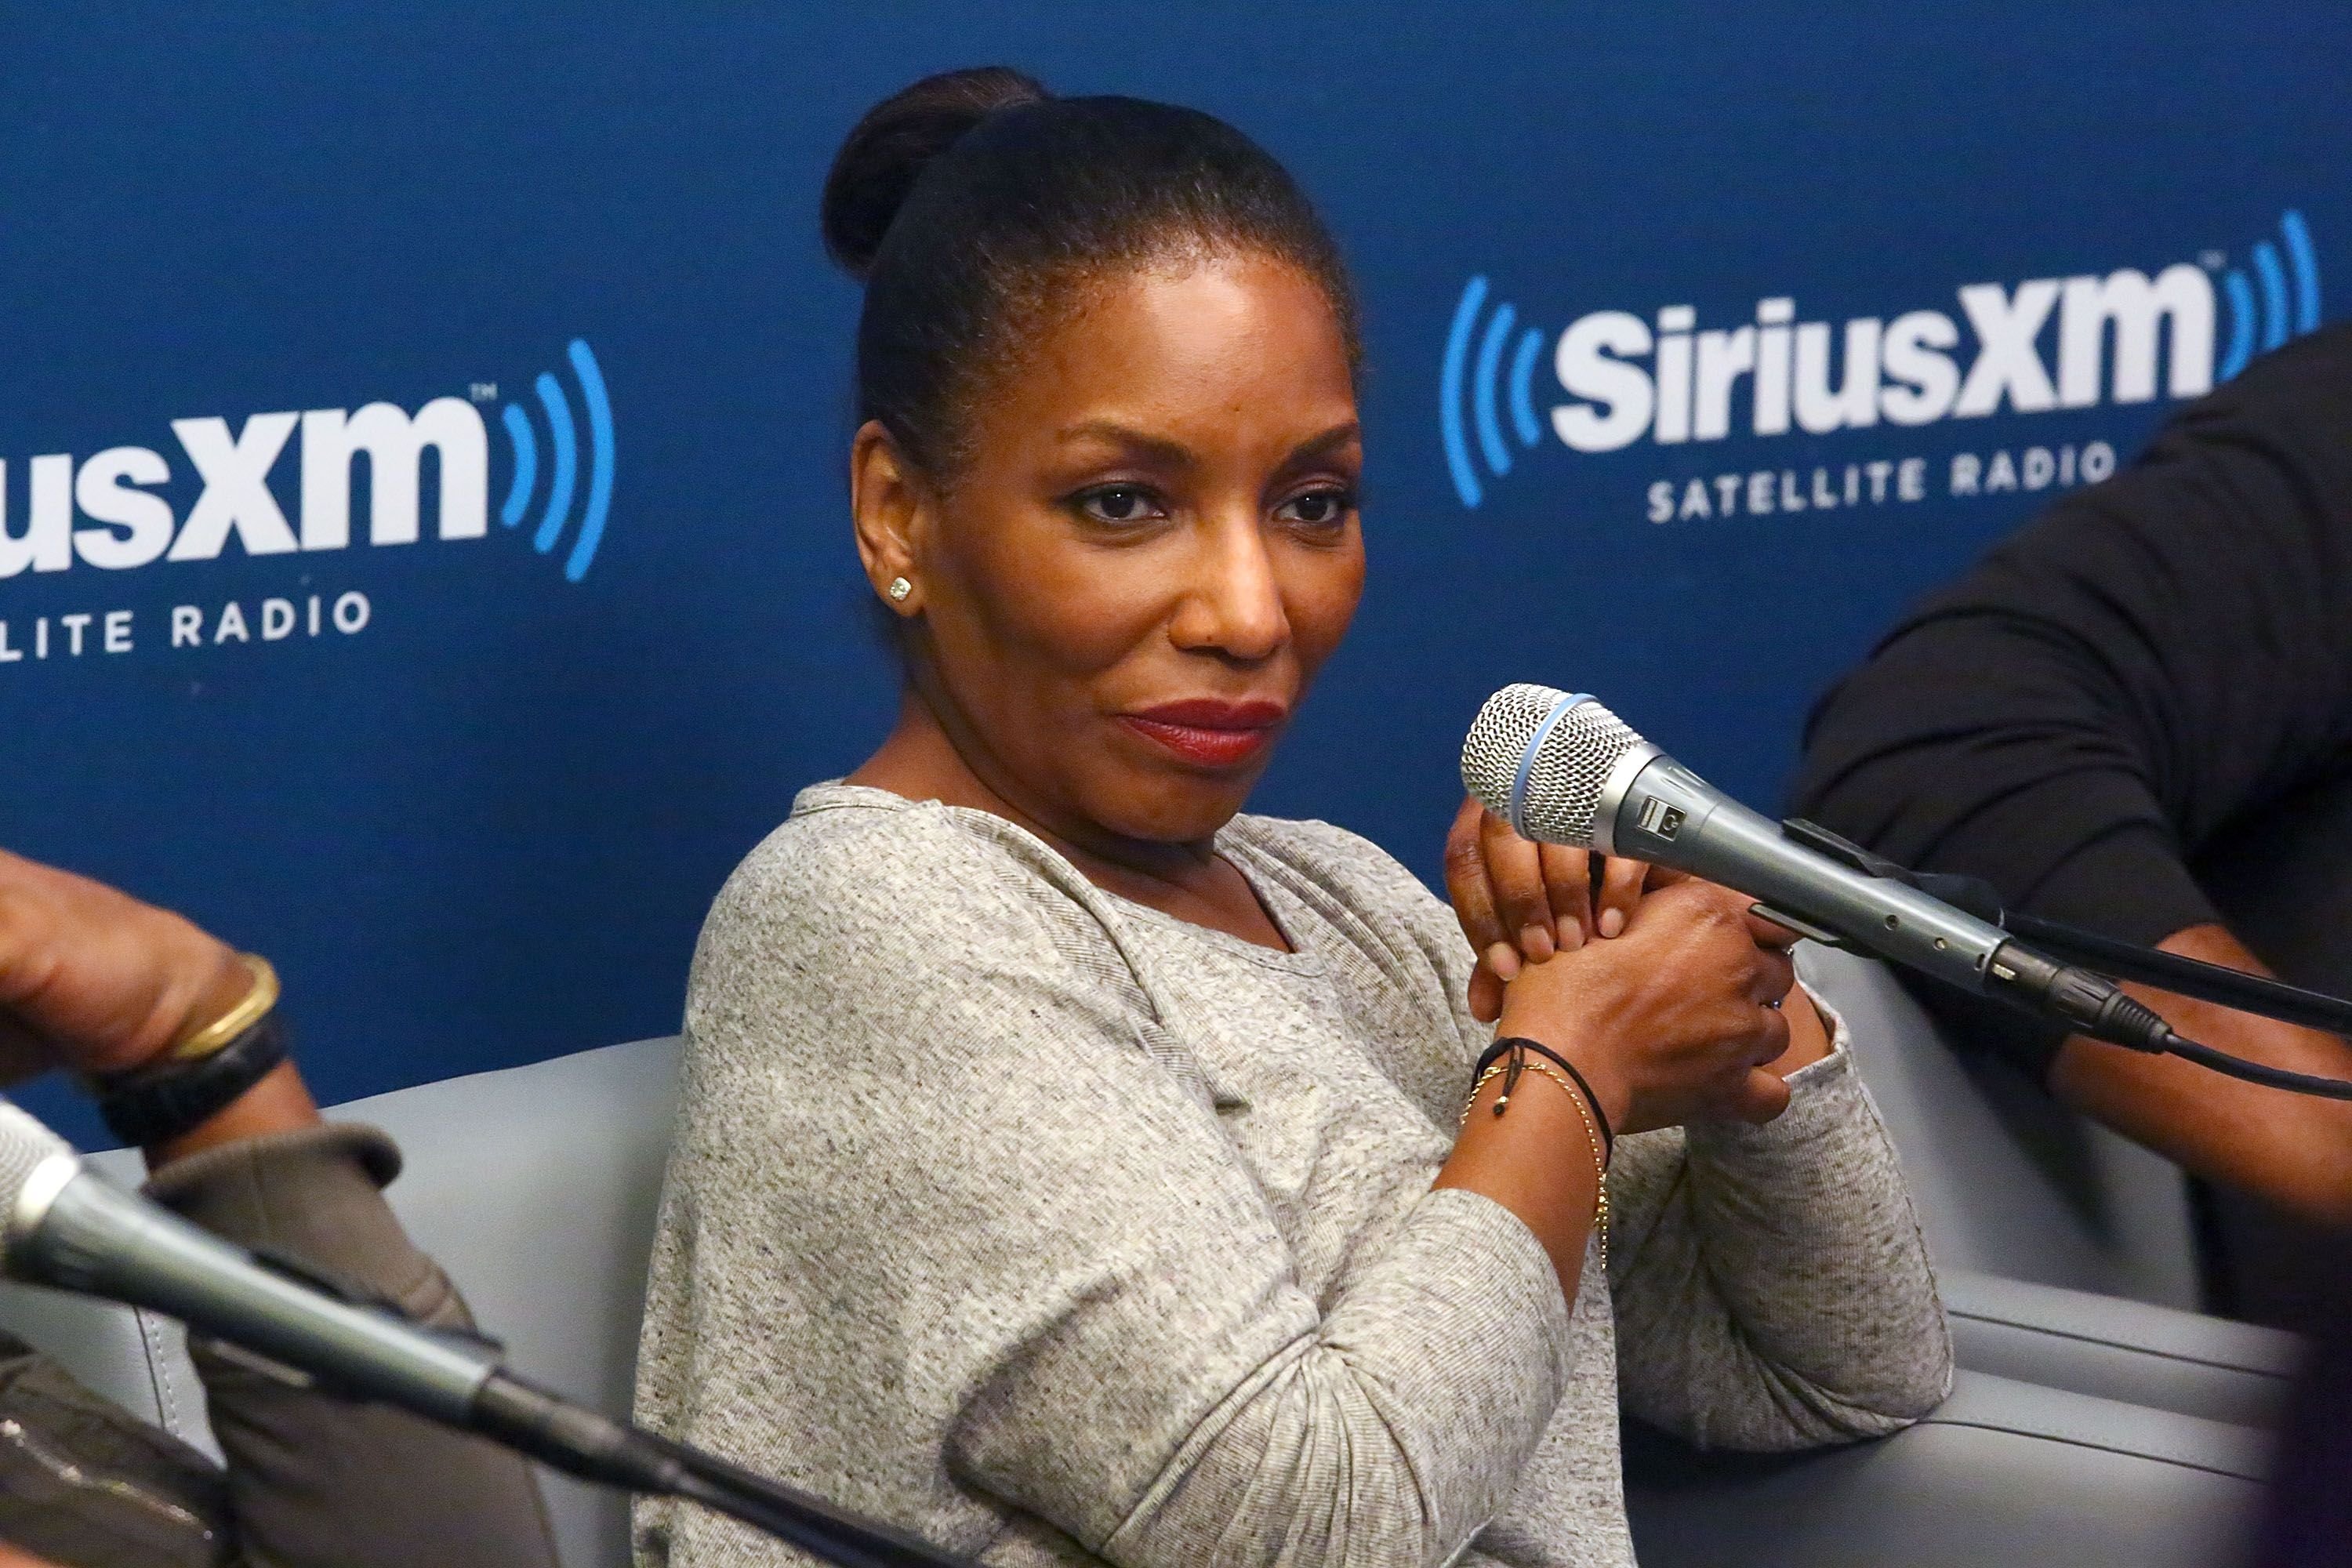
{"left": 821, "top": 67, "right": 1360, "bottom": 481}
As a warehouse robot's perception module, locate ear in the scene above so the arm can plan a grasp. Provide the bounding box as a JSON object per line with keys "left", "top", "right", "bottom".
{"left": 850, "top": 420, "right": 931, "bottom": 615}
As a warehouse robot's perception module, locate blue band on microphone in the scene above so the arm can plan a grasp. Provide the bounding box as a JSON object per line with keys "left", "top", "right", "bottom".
{"left": 1508, "top": 691, "right": 1590, "bottom": 838}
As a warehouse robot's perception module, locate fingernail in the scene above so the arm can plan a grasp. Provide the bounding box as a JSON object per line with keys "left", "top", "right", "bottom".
{"left": 1598, "top": 908, "right": 1626, "bottom": 938}
{"left": 1486, "top": 942, "right": 1521, "bottom": 981}
{"left": 1519, "top": 925, "right": 1553, "bottom": 962}
{"left": 1555, "top": 921, "right": 1584, "bottom": 952}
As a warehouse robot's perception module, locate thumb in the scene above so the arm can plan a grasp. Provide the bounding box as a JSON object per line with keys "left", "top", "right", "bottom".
{"left": 1722, "top": 1068, "right": 1792, "bottom": 1125}
{"left": 1467, "top": 960, "right": 1504, "bottom": 1025}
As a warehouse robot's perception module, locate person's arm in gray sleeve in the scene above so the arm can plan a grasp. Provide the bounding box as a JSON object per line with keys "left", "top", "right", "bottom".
{"left": 142, "top": 1125, "right": 561, "bottom": 1568}
{"left": 1605, "top": 993, "right": 1952, "bottom": 1451}
{"left": 639, "top": 822, "right": 1581, "bottom": 1568}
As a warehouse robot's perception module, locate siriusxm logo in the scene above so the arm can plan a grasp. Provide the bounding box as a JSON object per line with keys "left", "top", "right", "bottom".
{"left": 0, "top": 339, "right": 614, "bottom": 580}
{"left": 1442, "top": 211, "right": 2321, "bottom": 508}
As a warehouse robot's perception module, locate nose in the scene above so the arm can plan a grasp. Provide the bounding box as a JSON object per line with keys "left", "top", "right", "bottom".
{"left": 1167, "top": 508, "right": 1289, "bottom": 663}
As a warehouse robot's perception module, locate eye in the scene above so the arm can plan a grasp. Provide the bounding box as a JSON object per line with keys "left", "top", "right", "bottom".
{"left": 1276, "top": 487, "right": 1356, "bottom": 528}
{"left": 1073, "top": 485, "right": 1170, "bottom": 526}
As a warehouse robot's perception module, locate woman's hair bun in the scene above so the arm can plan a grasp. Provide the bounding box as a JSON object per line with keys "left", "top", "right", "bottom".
{"left": 821, "top": 67, "right": 1050, "bottom": 281}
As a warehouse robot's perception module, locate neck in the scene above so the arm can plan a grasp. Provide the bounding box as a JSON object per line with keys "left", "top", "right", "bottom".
{"left": 850, "top": 684, "right": 1290, "bottom": 952}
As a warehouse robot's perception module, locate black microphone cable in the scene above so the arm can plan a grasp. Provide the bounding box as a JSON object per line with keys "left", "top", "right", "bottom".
{"left": 472, "top": 1370, "right": 970, "bottom": 1566}
{"left": 1784, "top": 818, "right": 2352, "bottom": 1102}
{"left": 2154, "top": 1035, "right": 2352, "bottom": 1101}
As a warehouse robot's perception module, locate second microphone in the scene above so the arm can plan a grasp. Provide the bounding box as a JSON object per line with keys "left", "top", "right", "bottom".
{"left": 1459, "top": 683, "right": 2176, "bottom": 1055}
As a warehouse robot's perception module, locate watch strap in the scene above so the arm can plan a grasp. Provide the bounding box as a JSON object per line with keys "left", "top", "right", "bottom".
{"left": 96, "top": 1014, "right": 292, "bottom": 1149}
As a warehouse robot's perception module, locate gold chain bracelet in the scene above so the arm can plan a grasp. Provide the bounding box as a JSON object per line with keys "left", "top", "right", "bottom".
{"left": 1460, "top": 1057, "right": 1611, "bottom": 1272}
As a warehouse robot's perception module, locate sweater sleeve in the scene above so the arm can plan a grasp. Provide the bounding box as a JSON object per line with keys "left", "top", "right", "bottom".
{"left": 636, "top": 814, "right": 1575, "bottom": 1568}
{"left": 1605, "top": 997, "right": 1953, "bottom": 1450}
{"left": 1788, "top": 325, "right": 2352, "bottom": 1073}
{"left": 143, "top": 1125, "right": 560, "bottom": 1568}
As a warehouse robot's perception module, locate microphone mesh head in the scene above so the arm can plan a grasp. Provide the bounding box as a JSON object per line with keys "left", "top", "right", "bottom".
{"left": 1461, "top": 684, "right": 1646, "bottom": 847}
{"left": 0, "top": 1101, "right": 71, "bottom": 1219}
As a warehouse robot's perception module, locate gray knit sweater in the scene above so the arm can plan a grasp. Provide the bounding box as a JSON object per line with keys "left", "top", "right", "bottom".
{"left": 633, "top": 783, "right": 1951, "bottom": 1568}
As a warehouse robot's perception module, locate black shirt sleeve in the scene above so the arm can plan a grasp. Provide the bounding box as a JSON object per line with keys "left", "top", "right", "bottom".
{"left": 1787, "top": 324, "right": 2352, "bottom": 1080}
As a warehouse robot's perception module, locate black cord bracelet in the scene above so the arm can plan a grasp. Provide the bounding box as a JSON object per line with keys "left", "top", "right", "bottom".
{"left": 1476, "top": 1036, "right": 1614, "bottom": 1164}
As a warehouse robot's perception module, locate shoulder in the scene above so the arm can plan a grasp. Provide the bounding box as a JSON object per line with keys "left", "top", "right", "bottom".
{"left": 720, "top": 782, "right": 1044, "bottom": 906}
{"left": 691, "top": 783, "right": 1104, "bottom": 1008}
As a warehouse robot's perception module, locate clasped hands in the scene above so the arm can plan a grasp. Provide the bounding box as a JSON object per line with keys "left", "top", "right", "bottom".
{"left": 1443, "top": 798, "right": 1827, "bottom": 1134}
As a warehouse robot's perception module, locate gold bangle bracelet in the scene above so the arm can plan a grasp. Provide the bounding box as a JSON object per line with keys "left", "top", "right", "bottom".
{"left": 1459, "top": 1055, "right": 1611, "bottom": 1271}
{"left": 167, "top": 954, "right": 280, "bottom": 1062}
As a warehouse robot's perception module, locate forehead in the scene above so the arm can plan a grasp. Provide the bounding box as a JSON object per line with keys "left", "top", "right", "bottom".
{"left": 985, "top": 254, "right": 1358, "bottom": 454}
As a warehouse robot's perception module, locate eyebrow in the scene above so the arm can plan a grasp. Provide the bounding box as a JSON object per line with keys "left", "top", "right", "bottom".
{"left": 1054, "top": 421, "right": 1195, "bottom": 467}
{"left": 1053, "top": 419, "right": 1363, "bottom": 469}
{"left": 1287, "top": 421, "right": 1363, "bottom": 464}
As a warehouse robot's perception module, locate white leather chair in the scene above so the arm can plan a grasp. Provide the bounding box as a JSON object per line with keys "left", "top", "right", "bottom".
{"left": 2, "top": 1037, "right": 681, "bottom": 1568}
{"left": 1798, "top": 944, "right": 2205, "bottom": 1308}
{"left": 1798, "top": 944, "right": 2301, "bottom": 1426}
{"left": 0, "top": 1017, "right": 2292, "bottom": 1568}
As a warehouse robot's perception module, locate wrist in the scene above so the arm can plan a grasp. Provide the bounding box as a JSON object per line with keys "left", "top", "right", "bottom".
{"left": 92, "top": 956, "right": 304, "bottom": 1156}
{"left": 182, "top": 949, "right": 256, "bottom": 1028}
{"left": 1558, "top": 1045, "right": 1632, "bottom": 1138}
{"left": 146, "top": 1059, "right": 321, "bottom": 1168}
{"left": 102, "top": 946, "right": 268, "bottom": 1077}
{"left": 1492, "top": 1011, "right": 1634, "bottom": 1134}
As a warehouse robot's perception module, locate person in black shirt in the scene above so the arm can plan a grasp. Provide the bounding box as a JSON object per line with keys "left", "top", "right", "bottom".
{"left": 1788, "top": 324, "right": 2352, "bottom": 1327}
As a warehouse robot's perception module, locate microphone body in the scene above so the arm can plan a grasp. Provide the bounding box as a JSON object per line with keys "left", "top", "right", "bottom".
{"left": 1462, "top": 684, "right": 2175, "bottom": 1052}
{"left": 0, "top": 1102, "right": 683, "bottom": 1494}
{"left": 11, "top": 1142, "right": 496, "bottom": 1418}
{"left": 1588, "top": 746, "right": 2012, "bottom": 993}
{"left": 0, "top": 1101, "right": 977, "bottom": 1563}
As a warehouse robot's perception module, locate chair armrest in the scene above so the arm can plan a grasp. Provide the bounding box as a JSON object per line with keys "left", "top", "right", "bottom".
{"left": 0, "top": 1280, "right": 216, "bottom": 1462}
{"left": 1624, "top": 1369, "right": 2270, "bottom": 1568}
{"left": 1944, "top": 1268, "right": 2301, "bottom": 1427}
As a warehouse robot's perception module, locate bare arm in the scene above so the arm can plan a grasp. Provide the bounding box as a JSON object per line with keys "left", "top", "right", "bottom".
{"left": 2051, "top": 923, "right": 2352, "bottom": 1227}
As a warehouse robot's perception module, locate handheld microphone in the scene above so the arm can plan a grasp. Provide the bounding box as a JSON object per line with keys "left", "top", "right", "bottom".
{"left": 0, "top": 1100, "right": 978, "bottom": 1566}
{"left": 0, "top": 1098, "right": 683, "bottom": 1492}
{"left": 1460, "top": 684, "right": 2176, "bottom": 1054}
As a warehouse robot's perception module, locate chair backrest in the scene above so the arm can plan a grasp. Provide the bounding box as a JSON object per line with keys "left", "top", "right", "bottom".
{"left": 0, "top": 1036, "right": 684, "bottom": 1568}
{"left": 1797, "top": 945, "right": 2203, "bottom": 1310}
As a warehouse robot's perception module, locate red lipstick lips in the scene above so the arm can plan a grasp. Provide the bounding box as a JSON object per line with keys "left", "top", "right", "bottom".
{"left": 1119, "top": 699, "right": 1287, "bottom": 768}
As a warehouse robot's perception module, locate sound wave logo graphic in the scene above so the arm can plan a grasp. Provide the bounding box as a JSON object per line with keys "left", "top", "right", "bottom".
{"left": 1439, "top": 277, "right": 1546, "bottom": 509}
{"left": 495, "top": 339, "right": 614, "bottom": 583}
{"left": 2217, "top": 210, "right": 2321, "bottom": 381}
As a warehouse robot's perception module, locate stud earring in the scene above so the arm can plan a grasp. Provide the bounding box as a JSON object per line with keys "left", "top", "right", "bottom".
{"left": 886, "top": 576, "right": 913, "bottom": 602}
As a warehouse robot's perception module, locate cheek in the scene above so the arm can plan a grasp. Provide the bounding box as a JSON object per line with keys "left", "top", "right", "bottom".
{"left": 946, "top": 513, "right": 1168, "bottom": 680}
{"left": 1284, "top": 537, "right": 1367, "bottom": 670}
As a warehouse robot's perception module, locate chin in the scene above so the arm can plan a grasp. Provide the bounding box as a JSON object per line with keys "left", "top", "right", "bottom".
{"left": 1091, "top": 768, "right": 1262, "bottom": 844}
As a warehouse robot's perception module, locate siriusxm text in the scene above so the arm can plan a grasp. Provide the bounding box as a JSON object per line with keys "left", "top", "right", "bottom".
{"left": 1552, "top": 265, "right": 2213, "bottom": 452}
{"left": 0, "top": 399, "right": 487, "bottom": 578}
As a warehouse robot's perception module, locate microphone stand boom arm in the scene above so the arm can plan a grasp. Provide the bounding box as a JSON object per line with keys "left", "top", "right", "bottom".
{"left": 1781, "top": 818, "right": 2352, "bottom": 1039}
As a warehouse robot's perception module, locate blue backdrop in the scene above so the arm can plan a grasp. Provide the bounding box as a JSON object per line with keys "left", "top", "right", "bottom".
{"left": 5, "top": 4, "right": 2345, "bottom": 1143}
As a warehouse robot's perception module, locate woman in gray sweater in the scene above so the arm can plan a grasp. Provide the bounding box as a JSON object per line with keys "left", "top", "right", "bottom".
{"left": 635, "top": 67, "right": 1951, "bottom": 1568}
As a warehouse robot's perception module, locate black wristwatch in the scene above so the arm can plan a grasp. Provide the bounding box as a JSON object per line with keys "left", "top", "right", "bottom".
{"left": 95, "top": 1015, "right": 292, "bottom": 1149}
